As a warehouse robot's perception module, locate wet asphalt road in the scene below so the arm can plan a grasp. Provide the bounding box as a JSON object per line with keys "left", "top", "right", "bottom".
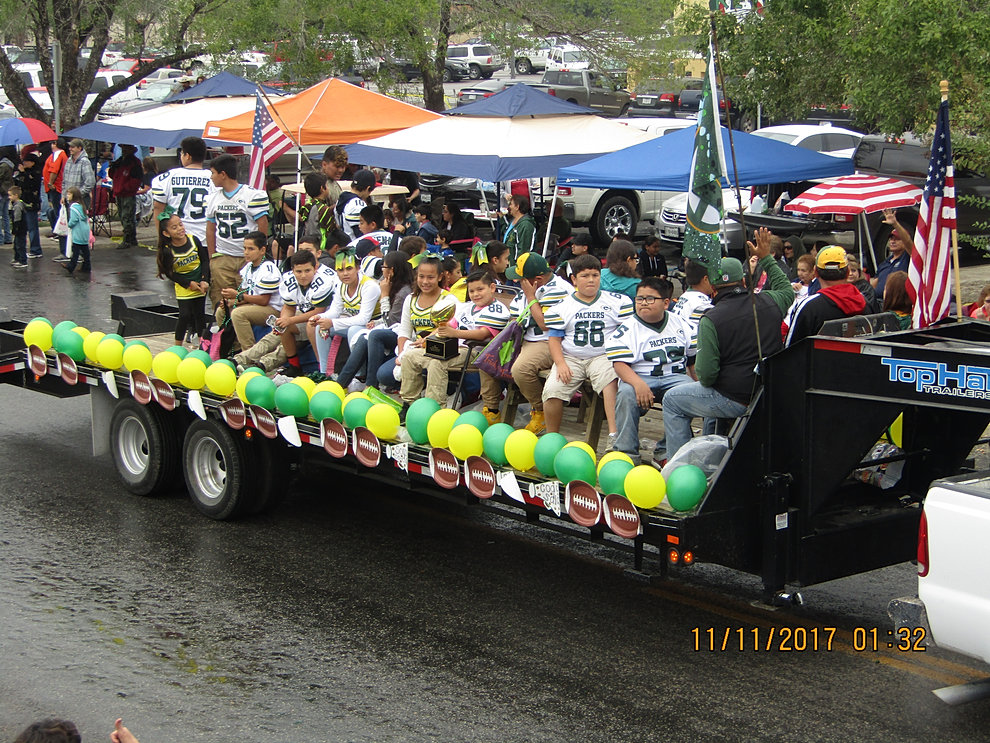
{"left": 4, "top": 237, "right": 990, "bottom": 741}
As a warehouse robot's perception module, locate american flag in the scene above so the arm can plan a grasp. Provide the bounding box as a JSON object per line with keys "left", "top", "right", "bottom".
{"left": 247, "top": 92, "right": 293, "bottom": 189}
{"left": 908, "top": 99, "right": 956, "bottom": 329}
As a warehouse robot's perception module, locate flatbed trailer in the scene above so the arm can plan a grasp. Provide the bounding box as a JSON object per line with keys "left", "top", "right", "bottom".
{"left": 4, "top": 313, "right": 990, "bottom": 603}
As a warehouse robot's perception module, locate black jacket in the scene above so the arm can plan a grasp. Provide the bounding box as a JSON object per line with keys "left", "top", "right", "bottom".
{"left": 638, "top": 248, "right": 667, "bottom": 278}
{"left": 13, "top": 165, "right": 41, "bottom": 212}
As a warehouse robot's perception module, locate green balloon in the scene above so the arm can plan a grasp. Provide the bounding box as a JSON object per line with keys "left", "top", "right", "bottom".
{"left": 553, "top": 446, "right": 596, "bottom": 485}
{"left": 187, "top": 349, "right": 213, "bottom": 365}
{"left": 309, "top": 390, "right": 343, "bottom": 422}
{"left": 533, "top": 432, "right": 568, "bottom": 477}
{"left": 215, "top": 358, "right": 237, "bottom": 371}
{"left": 245, "top": 375, "right": 277, "bottom": 410}
{"left": 55, "top": 330, "right": 86, "bottom": 361}
{"left": 103, "top": 333, "right": 126, "bottom": 344}
{"left": 482, "top": 423, "right": 514, "bottom": 466}
{"left": 244, "top": 366, "right": 266, "bottom": 376}
{"left": 275, "top": 383, "right": 310, "bottom": 417}
{"left": 124, "top": 339, "right": 150, "bottom": 350}
{"left": 164, "top": 345, "right": 189, "bottom": 358}
{"left": 343, "top": 397, "right": 373, "bottom": 429}
{"left": 598, "top": 459, "right": 634, "bottom": 496}
{"left": 51, "top": 321, "right": 78, "bottom": 350}
{"left": 453, "top": 410, "right": 489, "bottom": 434}
{"left": 665, "top": 464, "right": 708, "bottom": 511}
{"left": 405, "top": 397, "right": 441, "bottom": 444}
{"left": 30, "top": 317, "right": 53, "bottom": 327}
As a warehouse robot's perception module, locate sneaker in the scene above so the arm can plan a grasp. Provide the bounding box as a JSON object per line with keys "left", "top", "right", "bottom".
{"left": 235, "top": 363, "right": 246, "bottom": 374}
{"left": 28, "top": 253, "right": 42, "bottom": 259}
{"left": 62, "top": 264, "right": 74, "bottom": 275}
{"left": 347, "top": 379, "right": 366, "bottom": 393}
{"left": 606, "top": 432, "right": 618, "bottom": 451}
{"left": 281, "top": 364, "right": 302, "bottom": 378}
{"left": 9, "top": 258, "right": 16, "bottom": 265}
{"left": 53, "top": 255, "right": 71, "bottom": 262}
{"left": 11, "top": 261, "right": 27, "bottom": 268}
{"left": 398, "top": 402, "right": 410, "bottom": 424}
{"left": 524, "top": 410, "right": 546, "bottom": 435}
{"left": 482, "top": 407, "right": 501, "bottom": 425}
{"left": 650, "top": 457, "right": 667, "bottom": 471}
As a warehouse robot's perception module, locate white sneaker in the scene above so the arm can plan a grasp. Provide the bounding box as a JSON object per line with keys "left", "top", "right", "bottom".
{"left": 606, "top": 432, "right": 618, "bottom": 451}
{"left": 347, "top": 379, "right": 366, "bottom": 393}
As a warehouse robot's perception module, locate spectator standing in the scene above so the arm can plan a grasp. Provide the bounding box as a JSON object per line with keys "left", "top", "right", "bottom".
{"left": 60, "top": 138, "right": 95, "bottom": 260}
{"left": 151, "top": 136, "right": 213, "bottom": 243}
{"left": 0, "top": 146, "right": 15, "bottom": 244}
{"left": 61, "top": 186, "right": 92, "bottom": 275}
{"left": 503, "top": 194, "right": 537, "bottom": 260}
{"left": 783, "top": 247, "right": 866, "bottom": 346}
{"left": 320, "top": 144, "right": 349, "bottom": 206}
{"left": 108, "top": 144, "right": 143, "bottom": 250}
{"left": 204, "top": 153, "right": 270, "bottom": 311}
{"left": 42, "top": 138, "right": 67, "bottom": 236}
{"left": 335, "top": 168, "right": 376, "bottom": 240}
{"left": 14, "top": 151, "right": 43, "bottom": 258}
{"left": 871, "top": 208, "right": 914, "bottom": 299}
{"left": 8, "top": 184, "right": 26, "bottom": 267}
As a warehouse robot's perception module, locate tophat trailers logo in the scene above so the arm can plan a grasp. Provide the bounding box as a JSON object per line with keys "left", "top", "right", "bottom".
{"left": 882, "top": 358, "right": 990, "bottom": 399}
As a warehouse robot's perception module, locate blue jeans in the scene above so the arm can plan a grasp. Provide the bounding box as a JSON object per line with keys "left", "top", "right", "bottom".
{"left": 337, "top": 328, "right": 370, "bottom": 387}
{"left": 614, "top": 373, "right": 691, "bottom": 463}
{"left": 313, "top": 326, "right": 353, "bottom": 374}
{"left": 366, "top": 328, "right": 398, "bottom": 391}
{"left": 661, "top": 382, "right": 748, "bottom": 461}
{"left": 0, "top": 193, "right": 10, "bottom": 241}
{"left": 25, "top": 210, "right": 41, "bottom": 255}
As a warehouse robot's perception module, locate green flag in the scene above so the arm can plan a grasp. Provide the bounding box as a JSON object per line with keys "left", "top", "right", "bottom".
{"left": 683, "top": 41, "right": 728, "bottom": 281}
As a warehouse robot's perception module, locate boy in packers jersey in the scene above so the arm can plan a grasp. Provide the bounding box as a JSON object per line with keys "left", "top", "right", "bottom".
{"left": 309, "top": 249, "right": 382, "bottom": 374}
{"left": 205, "top": 154, "right": 269, "bottom": 312}
{"left": 276, "top": 249, "right": 337, "bottom": 376}
{"left": 220, "top": 231, "right": 283, "bottom": 352}
{"left": 607, "top": 276, "right": 694, "bottom": 466}
{"left": 669, "top": 259, "right": 713, "bottom": 358}
{"left": 542, "top": 253, "right": 634, "bottom": 441}
{"left": 400, "top": 269, "right": 509, "bottom": 407}
{"left": 152, "top": 137, "right": 214, "bottom": 242}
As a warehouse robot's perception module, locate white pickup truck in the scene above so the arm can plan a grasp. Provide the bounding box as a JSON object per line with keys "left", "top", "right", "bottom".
{"left": 889, "top": 472, "right": 990, "bottom": 702}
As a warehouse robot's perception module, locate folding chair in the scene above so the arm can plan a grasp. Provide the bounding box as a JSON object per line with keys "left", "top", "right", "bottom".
{"left": 89, "top": 185, "right": 113, "bottom": 238}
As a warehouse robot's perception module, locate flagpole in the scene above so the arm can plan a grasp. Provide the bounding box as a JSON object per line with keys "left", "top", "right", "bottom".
{"left": 710, "top": 16, "right": 746, "bottom": 251}
{"left": 943, "top": 80, "right": 963, "bottom": 319}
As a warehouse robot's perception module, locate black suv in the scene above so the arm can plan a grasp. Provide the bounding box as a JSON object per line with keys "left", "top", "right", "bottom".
{"left": 854, "top": 137, "right": 990, "bottom": 235}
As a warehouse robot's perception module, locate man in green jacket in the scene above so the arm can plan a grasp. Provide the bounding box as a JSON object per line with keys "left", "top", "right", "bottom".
{"left": 661, "top": 227, "right": 794, "bottom": 460}
{"left": 504, "top": 194, "right": 537, "bottom": 261}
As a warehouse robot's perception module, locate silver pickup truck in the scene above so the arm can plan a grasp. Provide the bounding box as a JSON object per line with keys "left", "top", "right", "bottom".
{"left": 540, "top": 69, "right": 630, "bottom": 117}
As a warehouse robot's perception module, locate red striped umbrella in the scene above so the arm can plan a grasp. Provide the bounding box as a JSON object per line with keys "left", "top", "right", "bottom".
{"left": 0, "top": 117, "right": 57, "bottom": 146}
{"left": 784, "top": 174, "right": 922, "bottom": 215}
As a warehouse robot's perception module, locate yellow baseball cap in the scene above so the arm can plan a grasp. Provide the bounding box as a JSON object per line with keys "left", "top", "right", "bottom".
{"left": 816, "top": 246, "right": 848, "bottom": 270}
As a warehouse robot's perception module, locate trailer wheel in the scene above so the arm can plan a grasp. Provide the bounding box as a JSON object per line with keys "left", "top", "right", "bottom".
{"left": 182, "top": 418, "right": 252, "bottom": 520}
{"left": 110, "top": 399, "right": 183, "bottom": 496}
{"left": 243, "top": 436, "right": 294, "bottom": 515}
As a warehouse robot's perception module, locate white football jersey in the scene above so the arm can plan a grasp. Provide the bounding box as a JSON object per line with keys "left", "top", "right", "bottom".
{"left": 508, "top": 274, "right": 571, "bottom": 342}
{"left": 544, "top": 290, "right": 634, "bottom": 359}
{"left": 669, "top": 289, "right": 713, "bottom": 353}
{"left": 151, "top": 167, "right": 215, "bottom": 241}
{"left": 279, "top": 265, "right": 338, "bottom": 312}
{"left": 453, "top": 299, "right": 510, "bottom": 348}
{"left": 238, "top": 260, "right": 284, "bottom": 311}
{"left": 205, "top": 185, "right": 270, "bottom": 257}
{"left": 606, "top": 311, "right": 694, "bottom": 377}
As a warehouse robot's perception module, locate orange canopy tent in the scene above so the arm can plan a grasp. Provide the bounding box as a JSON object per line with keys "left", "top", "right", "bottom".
{"left": 201, "top": 78, "right": 441, "bottom": 146}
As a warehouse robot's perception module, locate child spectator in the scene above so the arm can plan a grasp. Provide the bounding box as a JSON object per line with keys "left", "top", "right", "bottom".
{"left": 276, "top": 248, "right": 338, "bottom": 375}
{"left": 450, "top": 240, "right": 512, "bottom": 300}
{"left": 391, "top": 255, "right": 456, "bottom": 398}
{"left": 542, "top": 253, "right": 634, "bottom": 443}
{"left": 969, "top": 283, "right": 990, "bottom": 321}
{"left": 310, "top": 248, "right": 382, "bottom": 374}
{"left": 8, "top": 184, "right": 26, "bottom": 267}
{"left": 335, "top": 168, "right": 376, "bottom": 239}
{"left": 638, "top": 235, "right": 668, "bottom": 279}
{"left": 555, "top": 233, "right": 592, "bottom": 280}
{"left": 412, "top": 203, "right": 439, "bottom": 245}
{"left": 156, "top": 208, "right": 210, "bottom": 346}
{"left": 298, "top": 171, "right": 338, "bottom": 253}
{"left": 600, "top": 239, "right": 641, "bottom": 300}
{"left": 669, "top": 259, "right": 713, "bottom": 358}
{"left": 398, "top": 234, "right": 427, "bottom": 260}
{"left": 61, "top": 186, "right": 92, "bottom": 275}
{"left": 881, "top": 270, "right": 913, "bottom": 329}
{"left": 219, "top": 230, "right": 283, "bottom": 352}
{"left": 440, "top": 255, "right": 462, "bottom": 290}
{"left": 399, "top": 268, "right": 509, "bottom": 408}
{"left": 608, "top": 276, "right": 695, "bottom": 465}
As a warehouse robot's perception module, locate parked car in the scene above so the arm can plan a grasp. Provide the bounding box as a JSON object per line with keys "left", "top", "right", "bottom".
{"left": 626, "top": 78, "right": 683, "bottom": 117}
{"left": 752, "top": 124, "right": 863, "bottom": 159}
{"left": 658, "top": 188, "right": 752, "bottom": 256}
{"left": 674, "top": 79, "right": 741, "bottom": 126}
{"left": 446, "top": 43, "right": 502, "bottom": 80}
{"left": 137, "top": 67, "right": 186, "bottom": 89}
{"left": 100, "top": 80, "right": 177, "bottom": 117}
{"left": 380, "top": 58, "right": 471, "bottom": 83}
{"left": 540, "top": 69, "right": 630, "bottom": 117}
{"left": 454, "top": 80, "right": 548, "bottom": 106}
{"left": 854, "top": 136, "right": 990, "bottom": 236}
{"left": 512, "top": 39, "right": 553, "bottom": 75}
{"left": 545, "top": 45, "right": 589, "bottom": 72}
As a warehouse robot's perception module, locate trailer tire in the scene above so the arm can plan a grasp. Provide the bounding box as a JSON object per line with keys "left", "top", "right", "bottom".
{"left": 244, "top": 436, "right": 294, "bottom": 515}
{"left": 110, "top": 399, "right": 183, "bottom": 496}
{"left": 182, "top": 418, "right": 252, "bottom": 520}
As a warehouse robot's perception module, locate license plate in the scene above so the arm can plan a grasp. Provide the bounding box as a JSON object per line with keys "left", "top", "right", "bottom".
{"left": 662, "top": 227, "right": 680, "bottom": 238}
{"left": 639, "top": 96, "right": 655, "bottom": 105}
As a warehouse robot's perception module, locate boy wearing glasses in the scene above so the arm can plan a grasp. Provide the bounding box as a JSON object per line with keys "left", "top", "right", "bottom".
{"left": 606, "top": 276, "right": 694, "bottom": 466}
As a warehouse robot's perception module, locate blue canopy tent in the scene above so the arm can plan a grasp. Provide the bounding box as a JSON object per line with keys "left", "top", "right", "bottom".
{"left": 164, "top": 71, "right": 284, "bottom": 102}
{"left": 556, "top": 125, "right": 855, "bottom": 190}
{"left": 444, "top": 82, "right": 595, "bottom": 117}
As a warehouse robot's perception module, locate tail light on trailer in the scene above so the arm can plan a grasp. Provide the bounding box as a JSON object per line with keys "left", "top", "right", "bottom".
{"left": 917, "top": 510, "right": 929, "bottom": 577}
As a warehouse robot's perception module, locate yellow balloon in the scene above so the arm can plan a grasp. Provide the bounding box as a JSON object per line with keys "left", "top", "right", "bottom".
{"left": 235, "top": 370, "right": 262, "bottom": 402}
{"left": 505, "top": 429, "right": 539, "bottom": 471}
{"left": 313, "top": 380, "right": 345, "bottom": 400}
{"left": 563, "top": 440, "right": 597, "bottom": 466}
{"left": 83, "top": 331, "right": 106, "bottom": 363}
{"left": 597, "top": 450, "right": 634, "bottom": 475}
{"left": 426, "top": 408, "right": 461, "bottom": 448}
{"left": 204, "top": 362, "right": 237, "bottom": 397}
{"left": 96, "top": 338, "right": 125, "bottom": 369}
{"left": 122, "top": 344, "right": 153, "bottom": 374}
{"left": 23, "top": 320, "right": 54, "bottom": 351}
{"left": 176, "top": 357, "right": 207, "bottom": 389}
{"left": 151, "top": 351, "right": 182, "bottom": 384}
{"left": 71, "top": 326, "right": 90, "bottom": 338}
{"left": 292, "top": 376, "right": 316, "bottom": 398}
{"left": 364, "top": 403, "right": 400, "bottom": 440}
{"left": 342, "top": 390, "right": 372, "bottom": 415}
{"left": 624, "top": 465, "right": 666, "bottom": 510}
{"left": 448, "top": 423, "right": 484, "bottom": 460}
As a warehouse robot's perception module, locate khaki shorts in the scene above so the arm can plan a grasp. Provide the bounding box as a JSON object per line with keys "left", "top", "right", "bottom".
{"left": 542, "top": 354, "right": 616, "bottom": 402}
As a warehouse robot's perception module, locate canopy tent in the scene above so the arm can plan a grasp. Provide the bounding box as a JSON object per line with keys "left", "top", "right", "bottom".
{"left": 556, "top": 125, "right": 856, "bottom": 191}
{"left": 201, "top": 78, "right": 441, "bottom": 146}
{"left": 63, "top": 96, "right": 255, "bottom": 148}
{"left": 445, "top": 82, "right": 595, "bottom": 117}
{"left": 345, "top": 113, "right": 654, "bottom": 182}
{"left": 165, "top": 71, "right": 283, "bottom": 103}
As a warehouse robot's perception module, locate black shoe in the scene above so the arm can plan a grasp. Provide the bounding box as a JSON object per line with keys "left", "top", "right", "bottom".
{"left": 62, "top": 264, "right": 74, "bottom": 275}
{"left": 116, "top": 242, "right": 133, "bottom": 250}
{"left": 398, "top": 402, "right": 410, "bottom": 424}
{"left": 282, "top": 364, "right": 302, "bottom": 377}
